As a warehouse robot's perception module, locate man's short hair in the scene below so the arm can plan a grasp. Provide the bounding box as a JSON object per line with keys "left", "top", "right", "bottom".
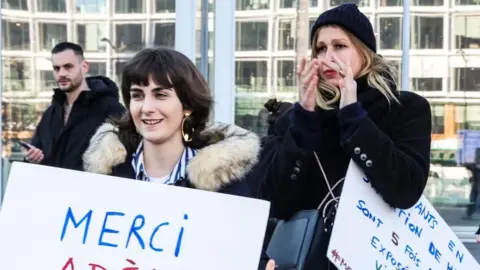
{"left": 51, "top": 42, "right": 84, "bottom": 59}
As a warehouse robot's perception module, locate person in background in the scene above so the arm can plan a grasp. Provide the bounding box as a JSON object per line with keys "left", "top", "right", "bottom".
{"left": 476, "top": 227, "right": 480, "bottom": 243}
{"left": 257, "top": 3, "right": 432, "bottom": 268}
{"left": 82, "top": 47, "right": 260, "bottom": 197}
{"left": 23, "top": 42, "right": 125, "bottom": 171}
{"left": 263, "top": 98, "right": 293, "bottom": 136}
{"left": 464, "top": 161, "right": 480, "bottom": 220}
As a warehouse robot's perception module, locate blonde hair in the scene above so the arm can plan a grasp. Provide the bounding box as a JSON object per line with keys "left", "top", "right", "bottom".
{"left": 311, "top": 26, "right": 400, "bottom": 110}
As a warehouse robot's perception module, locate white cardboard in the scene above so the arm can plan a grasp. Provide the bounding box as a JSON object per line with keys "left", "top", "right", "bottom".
{"left": 328, "top": 161, "right": 480, "bottom": 270}
{"left": 0, "top": 162, "right": 270, "bottom": 270}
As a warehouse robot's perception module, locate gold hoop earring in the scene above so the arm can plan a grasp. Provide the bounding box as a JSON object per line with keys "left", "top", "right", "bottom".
{"left": 182, "top": 112, "right": 194, "bottom": 142}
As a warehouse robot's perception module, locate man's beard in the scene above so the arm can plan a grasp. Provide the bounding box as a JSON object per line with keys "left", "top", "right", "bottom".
{"left": 58, "top": 79, "right": 80, "bottom": 93}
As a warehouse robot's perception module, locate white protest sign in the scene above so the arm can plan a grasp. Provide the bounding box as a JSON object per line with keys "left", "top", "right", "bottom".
{"left": 328, "top": 161, "right": 480, "bottom": 270}
{"left": 0, "top": 162, "right": 270, "bottom": 270}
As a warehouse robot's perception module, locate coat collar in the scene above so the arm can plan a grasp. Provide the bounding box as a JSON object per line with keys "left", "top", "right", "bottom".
{"left": 82, "top": 122, "right": 261, "bottom": 192}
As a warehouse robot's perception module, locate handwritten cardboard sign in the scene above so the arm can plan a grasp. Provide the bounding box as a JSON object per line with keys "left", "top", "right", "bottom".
{"left": 328, "top": 161, "right": 480, "bottom": 270}
{"left": 0, "top": 162, "right": 270, "bottom": 270}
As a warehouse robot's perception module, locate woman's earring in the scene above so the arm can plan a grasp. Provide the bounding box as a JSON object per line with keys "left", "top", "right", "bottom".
{"left": 182, "top": 112, "right": 194, "bottom": 142}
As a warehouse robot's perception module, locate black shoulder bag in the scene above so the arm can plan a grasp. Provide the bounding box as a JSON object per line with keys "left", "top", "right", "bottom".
{"left": 265, "top": 152, "right": 344, "bottom": 270}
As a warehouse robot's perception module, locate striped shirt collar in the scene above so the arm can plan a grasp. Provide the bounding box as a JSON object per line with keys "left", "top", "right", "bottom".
{"left": 132, "top": 141, "right": 197, "bottom": 185}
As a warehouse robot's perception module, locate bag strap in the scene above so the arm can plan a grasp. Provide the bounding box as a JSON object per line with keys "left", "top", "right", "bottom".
{"left": 314, "top": 152, "right": 344, "bottom": 218}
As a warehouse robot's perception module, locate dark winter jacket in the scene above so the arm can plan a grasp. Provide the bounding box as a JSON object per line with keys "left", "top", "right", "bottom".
{"left": 255, "top": 75, "right": 432, "bottom": 268}
{"left": 82, "top": 122, "right": 261, "bottom": 197}
{"left": 29, "top": 76, "right": 125, "bottom": 171}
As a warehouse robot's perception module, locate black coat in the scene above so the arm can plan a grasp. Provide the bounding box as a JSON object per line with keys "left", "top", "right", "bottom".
{"left": 29, "top": 76, "right": 125, "bottom": 171}
{"left": 256, "top": 75, "right": 432, "bottom": 220}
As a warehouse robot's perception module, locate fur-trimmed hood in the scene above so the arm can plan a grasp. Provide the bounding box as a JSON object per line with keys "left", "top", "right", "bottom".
{"left": 82, "top": 122, "right": 261, "bottom": 191}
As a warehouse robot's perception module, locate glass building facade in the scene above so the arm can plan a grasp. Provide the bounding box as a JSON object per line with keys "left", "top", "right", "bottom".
{"left": 2, "top": 0, "right": 480, "bottom": 231}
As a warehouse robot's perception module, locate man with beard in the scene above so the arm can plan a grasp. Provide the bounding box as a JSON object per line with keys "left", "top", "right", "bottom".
{"left": 23, "top": 42, "right": 125, "bottom": 171}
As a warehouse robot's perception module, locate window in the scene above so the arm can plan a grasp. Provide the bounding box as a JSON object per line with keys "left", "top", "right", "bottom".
{"left": 38, "top": 22, "right": 67, "bottom": 51}
{"left": 36, "top": 0, "right": 66, "bottom": 12}
{"left": 2, "top": 20, "right": 30, "bottom": 51}
{"left": 455, "top": 0, "right": 480, "bottom": 5}
{"left": 411, "top": 16, "right": 443, "bottom": 49}
{"left": 39, "top": 70, "right": 56, "bottom": 91}
{"left": 277, "top": 60, "right": 295, "bottom": 92}
{"left": 87, "top": 62, "right": 107, "bottom": 76}
{"left": 236, "top": 22, "right": 268, "bottom": 51}
{"left": 454, "top": 16, "right": 480, "bottom": 49}
{"left": 195, "top": 57, "right": 214, "bottom": 84}
{"left": 195, "top": 29, "right": 214, "bottom": 53}
{"left": 411, "top": 78, "right": 442, "bottom": 91}
{"left": 2, "top": 0, "right": 28, "bottom": 10}
{"left": 278, "top": 19, "right": 295, "bottom": 51}
{"left": 115, "top": 0, "right": 145, "bottom": 13}
{"left": 331, "top": 0, "right": 369, "bottom": 7}
{"left": 379, "top": 17, "right": 402, "bottom": 50}
{"left": 235, "top": 96, "right": 269, "bottom": 135}
{"left": 388, "top": 59, "right": 401, "bottom": 80}
{"left": 115, "top": 60, "right": 128, "bottom": 84}
{"left": 156, "top": 0, "right": 175, "bottom": 13}
{"left": 279, "top": 0, "right": 318, "bottom": 8}
{"left": 2, "top": 57, "right": 31, "bottom": 92}
{"left": 236, "top": 0, "right": 269, "bottom": 10}
{"left": 115, "top": 24, "right": 146, "bottom": 52}
{"left": 74, "top": 0, "right": 106, "bottom": 13}
{"left": 2, "top": 103, "right": 47, "bottom": 141}
{"left": 457, "top": 105, "right": 480, "bottom": 131}
{"left": 153, "top": 23, "right": 175, "bottom": 48}
{"left": 379, "top": 0, "right": 403, "bottom": 6}
{"left": 309, "top": 18, "right": 316, "bottom": 49}
{"left": 412, "top": 0, "right": 443, "bottom": 5}
{"left": 76, "top": 23, "right": 107, "bottom": 52}
{"left": 431, "top": 105, "right": 444, "bottom": 134}
{"left": 235, "top": 61, "right": 268, "bottom": 92}
{"left": 455, "top": 68, "right": 480, "bottom": 91}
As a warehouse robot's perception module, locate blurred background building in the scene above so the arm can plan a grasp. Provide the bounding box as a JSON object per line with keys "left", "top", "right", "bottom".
{"left": 2, "top": 0, "right": 480, "bottom": 231}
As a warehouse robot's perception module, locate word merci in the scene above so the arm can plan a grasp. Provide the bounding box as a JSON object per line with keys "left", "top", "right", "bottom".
{"left": 60, "top": 207, "right": 189, "bottom": 256}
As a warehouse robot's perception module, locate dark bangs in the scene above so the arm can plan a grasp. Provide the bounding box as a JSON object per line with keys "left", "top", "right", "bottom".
{"left": 121, "top": 48, "right": 178, "bottom": 105}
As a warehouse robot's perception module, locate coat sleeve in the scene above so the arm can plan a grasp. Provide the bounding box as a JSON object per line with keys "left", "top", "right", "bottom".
{"left": 257, "top": 103, "right": 320, "bottom": 219}
{"left": 340, "top": 94, "right": 432, "bottom": 209}
{"left": 30, "top": 121, "right": 43, "bottom": 150}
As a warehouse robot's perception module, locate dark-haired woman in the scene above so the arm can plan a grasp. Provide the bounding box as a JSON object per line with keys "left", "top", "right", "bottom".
{"left": 82, "top": 47, "right": 260, "bottom": 196}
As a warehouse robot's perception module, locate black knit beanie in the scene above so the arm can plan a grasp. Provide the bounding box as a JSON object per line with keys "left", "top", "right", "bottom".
{"left": 310, "top": 3, "right": 376, "bottom": 53}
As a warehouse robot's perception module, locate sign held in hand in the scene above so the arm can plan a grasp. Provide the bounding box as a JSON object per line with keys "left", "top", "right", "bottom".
{"left": 328, "top": 161, "right": 480, "bottom": 270}
{"left": 0, "top": 163, "right": 270, "bottom": 270}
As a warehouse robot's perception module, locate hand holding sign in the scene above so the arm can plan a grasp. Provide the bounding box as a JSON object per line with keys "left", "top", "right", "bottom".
{"left": 265, "top": 259, "right": 276, "bottom": 270}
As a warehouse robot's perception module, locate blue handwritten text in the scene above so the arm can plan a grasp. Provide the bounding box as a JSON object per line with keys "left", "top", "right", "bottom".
{"left": 414, "top": 202, "right": 439, "bottom": 230}
{"left": 395, "top": 209, "right": 423, "bottom": 238}
{"left": 371, "top": 236, "right": 409, "bottom": 270}
{"left": 60, "top": 207, "right": 189, "bottom": 257}
{"left": 356, "top": 200, "right": 384, "bottom": 228}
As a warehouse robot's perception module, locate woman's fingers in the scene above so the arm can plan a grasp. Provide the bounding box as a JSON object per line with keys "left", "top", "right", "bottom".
{"left": 302, "top": 60, "right": 319, "bottom": 88}
{"left": 297, "top": 57, "right": 307, "bottom": 76}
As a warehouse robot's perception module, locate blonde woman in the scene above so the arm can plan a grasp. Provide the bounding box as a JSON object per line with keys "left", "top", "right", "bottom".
{"left": 258, "top": 3, "right": 432, "bottom": 269}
